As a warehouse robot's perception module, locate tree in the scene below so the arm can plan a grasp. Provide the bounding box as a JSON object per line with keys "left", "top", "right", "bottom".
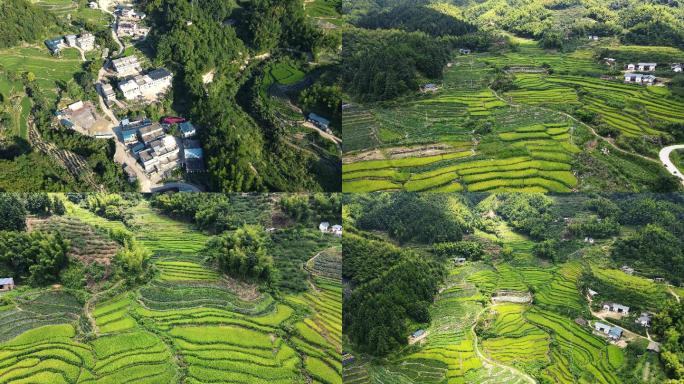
{"left": 0, "top": 194, "right": 26, "bottom": 231}
{"left": 203, "top": 225, "right": 274, "bottom": 282}
{"left": 115, "top": 240, "right": 151, "bottom": 280}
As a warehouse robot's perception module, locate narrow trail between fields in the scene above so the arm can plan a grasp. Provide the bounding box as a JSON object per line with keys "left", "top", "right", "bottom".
{"left": 489, "top": 87, "right": 660, "bottom": 166}
{"left": 84, "top": 279, "right": 124, "bottom": 336}
{"left": 471, "top": 305, "right": 537, "bottom": 384}
{"left": 659, "top": 145, "right": 684, "bottom": 185}
{"left": 668, "top": 286, "right": 681, "bottom": 303}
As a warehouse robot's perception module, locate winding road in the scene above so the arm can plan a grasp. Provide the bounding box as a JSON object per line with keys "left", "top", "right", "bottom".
{"left": 659, "top": 145, "right": 684, "bottom": 185}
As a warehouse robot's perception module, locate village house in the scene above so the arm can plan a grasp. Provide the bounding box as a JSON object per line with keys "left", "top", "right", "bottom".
{"left": 342, "top": 353, "right": 355, "bottom": 367}
{"left": 624, "top": 73, "right": 656, "bottom": 85}
{"left": 117, "top": 22, "right": 150, "bottom": 38}
{"left": 603, "top": 302, "right": 630, "bottom": 315}
{"left": 45, "top": 37, "right": 65, "bottom": 54}
{"left": 636, "top": 313, "right": 651, "bottom": 327}
{"left": 603, "top": 58, "right": 616, "bottom": 65}
{"left": 122, "top": 129, "right": 139, "bottom": 145}
{"left": 588, "top": 289, "right": 598, "bottom": 297}
{"left": 672, "top": 64, "right": 683, "bottom": 72}
{"left": 332, "top": 224, "right": 342, "bottom": 237}
{"left": 408, "top": 329, "right": 427, "bottom": 344}
{"left": 183, "top": 139, "right": 205, "bottom": 173}
{"left": 307, "top": 113, "right": 331, "bottom": 131}
{"left": 421, "top": 83, "right": 439, "bottom": 93}
{"left": 648, "top": 341, "right": 660, "bottom": 353}
{"left": 454, "top": 257, "right": 466, "bottom": 266}
{"left": 122, "top": 164, "right": 137, "bottom": 183}
{"left": 112, "top": 56, "right": 142, "bottom": 77}
{"left": 65, "top": 34, "right": 78, "bottom": 47}
{"left": 119, "top": 69, "right": 173, "bottom": 101}
{"left": 76, "top": 34, "right": 95, "bottom": 51}
{"left": 459, "top": 48, "right": 471, "bottom": 55}
{"left": 138, "top": 123, "right": 164, "bottom": 144}
{"left": 637, "top": 62, "right": 657, "bottom": 71}
{"left": 654, "top": 277, "right": 665, "bottom": 283}
{"left": 588, "top": 35, "right": 599, "bottom": 41}
{"left": 594, "top": 322, "right": 623, "bottom": 340}
{"left": 0, "top": 277, "right": 15, "bottom": 292}
{"left": 180, "top": 121, "right": 196, "bottom": 138}
{"left": 620, "top": 265, "right": 635, "bottom": 275}
{"left": 319, "top": 222, "right": 330, "bottom": 232}
{"left": 584, "top": 236, "right": 595, "bottom": 244}
{"left": 626, "top": 63, "right": 636, "bottom": 70}
{"left": 148, "top": 135, "right": 180, "bottom": 173}
{"left": 99, "top": 83, "right": 116, "bottom": 104}
{"left": 138, "top": 149, "right": 158, "bottom": 173}
{"left": 88, "top": 1, "right": 98, "bottom": 8}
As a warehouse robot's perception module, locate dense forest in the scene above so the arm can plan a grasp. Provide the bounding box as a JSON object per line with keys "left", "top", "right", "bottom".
{"left": 343, "top": 193, "right": 684, "bottom": 382}
{"left": 0, "top": 0, "right": 58, "bottom": 48}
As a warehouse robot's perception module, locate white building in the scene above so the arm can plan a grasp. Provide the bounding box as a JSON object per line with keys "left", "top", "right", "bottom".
{"left": 636, "top": 313, "right": 651, "bottom": 327}
{"left": 626, "top": 63, "right": 636, "bottom": 71}
{"left": 118, "top": 69, "right": 173, "bottom": 101}
{"left": 332, "top": 224, "right": 342, "bottom": 237}
{"left": 112, "top": 56, "right": 142, "bottom": 77}
{"left": 65, "top": 34, "right": 78, "bottom": 47}
{"left": 624, "top": 73, "right": 656, "bottom": 85}
{"left": 88, "top": 1, "right": 98, "bottom": 8}
{"left": 319, "top": 222, "right": 330, "bottom": 232}
{"left": 637, "top": 62, "right": 657, "bottom": 71}
{"left": 76, "top": 33, "right": 95, "bottom": 51}
{"left": 117, "top": 22, "right": 150, "bottom": 38}
{"left": 672, "top": 64, "right": 683, "bottom": 72}
{"left": 602, "top": 302, "right": 630, "bottom": 315}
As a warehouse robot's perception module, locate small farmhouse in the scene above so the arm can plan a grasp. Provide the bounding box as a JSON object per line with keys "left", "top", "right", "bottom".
{"left": 672, "top": 64, "right": 683, "bottom": 72}
{"left": 183, "top": 139, "right": 205, "bottom": 173}
{"left": 308, "top": 113, "right": 331, "bottom": 131}
{"left": 588, "top": 289, "right": 598, "bottom": 297}
{"left": 45, "top": 37, "right": 65, "bottom": 54}
{"left": 594, "top": 322, "right": 623, "bottom": 340}
{"left": 454, "top": 257, "right": 466, "bottom": 265}
{"left": 180, "top": 121, "right": 196, "bottom": 138}
{"left": 459, "top": 48, "right": 471, "bottom": 55}
{"left": 319, "top": 222, "right": 330, "bottom": 232}
{"left": 636, "top": 313, "right": 651, "bottom": 327}
{"left": 602, "top": 302, "right": 630, "bottom": 314}
{"left": 421, "top": 83, "right": 439, "bottom": 93}
{"left": 331, "top": 224, "right": 342, "bottom": 237}
{"left": 620, "top": 265, "right": 635, "bottom": 275}
{"left": 608, "top": 327, "right": 623, "bottom": 340}
{"left": 637, "top": 62, "right": 657, "bottom": 71}
{"left": 112, "top": 56, "right": 142, "bottom": 77}
{"left": 408, "top": 329, "right": 427, "bottom": 344}
{"left": 624, "top": 74, "right": 656, "bottom": 85}
{"left": 0, "top": 277, "right": 15, "bottom": 292}
{"left": 626, "top": 63, "right": 636, "bottom": 70}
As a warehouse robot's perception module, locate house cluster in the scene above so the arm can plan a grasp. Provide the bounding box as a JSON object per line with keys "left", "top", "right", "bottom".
{"left": 408, "top": 329, "right": 427, "bottom": 344}
{"left": 0, "top": 277, "right": 15, "bottom": 292}
{"left": 307, "top": 113, "right": 332, "bottom": 134}
{"left": 626, "top": 63, "right": 657, "bottom": 71}
{"left": 119, "top": 118, "right": 204, "bottom": 176}
{"left": 602, "top": 302, "right": 630, "bottom": 315}
{"left": 583, "top": 236, "right": 595, "bottom": 244}
{"left": 319, "top": 222, "right": 342, "bottom": 237}
{"left": 112, "top": 56, "right": 173, "bottom": 102}
{"left": 45, "top": 33, "right": 95, "bottom": 54}
{"left": 56, "top": 100, "right": 112, "bottom": 138}
{"left": 594, "top": 322, "right": 623, "bottom": 341}
{"left": 116, "top": 6, "right": 149, "bottom": 39}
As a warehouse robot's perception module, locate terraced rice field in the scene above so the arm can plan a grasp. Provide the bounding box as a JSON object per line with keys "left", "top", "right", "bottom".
{"left": 0, "top": 198, "right": 341, "bottom": 383}
{"left": 0, "top": 47, "right": 83, "bottom": 98}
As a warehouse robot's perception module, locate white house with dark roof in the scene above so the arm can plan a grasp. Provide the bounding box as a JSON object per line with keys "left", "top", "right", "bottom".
{"left": 0, "top": 278, "right": 15, "bottom": 292}
{"left": 637, "top": 63, "right": 657, "bottom": 71}
{"left": 603, "top": 302, "right": 630, "bottom": 315}
{"left": 624, "top": 74, "right": 656, "bottom": 85}
{"left": 331, "top": 224, "right": 342, "bottom": 237}
{"left": 636, "top": 313, "right": 651, "bottom": 327}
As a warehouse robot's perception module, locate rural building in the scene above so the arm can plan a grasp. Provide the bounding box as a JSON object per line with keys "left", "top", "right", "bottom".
{"left": 637, "top": 63, "right": 657, "bottom": 71}
{"left": 180, "top": 121, "right": 196, "bottom": 138}
{"left": 624, "top": 74, "right": 656, "bottom": 85}
{"left": 122, "top": 129, "right": 139, "bottom": 145}
{"left": 99, "top": 83, "right": 116, "bottom": 104}
{"left": 65, "top": 34, "right": 78, "bottom": 47}
{"left": 626, "top": 63, "right": 636, "bottom": 70}
{"left": 118, "top": 6, "right": 146, "bottom": 19}
{"left": 88, "top": 1, "right": 98, "bottom": 8}
{"left": 588, "top": 289, "right": 598, "bottom": 297}
{"left": 308, "top": 113, "right": 330, "bottom": 131}
{"left": 183, "top": 139, "right": 205, "bottom": 173}
{"left": 0, "top": 277, "right": 15, "bottom": 291}
{"left": 636, "top": 313, "right": 651, "bottom": 327}
{"left": 131, "top": 142, "right": 145, "bottom": 155}
{"left": 68, "top": 101, "right": 84, "bottom": 111}
{"left": 454, "top": 257, "right": 466, "bottom": 265}
{"left": 654, "top": 277, "right": 665, "bottom": 283}
{"left": 408, "top": 329, "right": 427, "bottom": 344}
{"left": 584, "top": 237, "right": 595, "bottom": 244}
{"left": 138, "top": 149, "right": 157, "bottom": 172}
{"left": 602, "top": 302, "right": 630, "bottom": 314}
{"left": 594, "top": 321, "right": 611, "bottom": 334}
{"left": 588, "top": 35, "right": 599, "bottom": 40}
{"left": 319, "top": 222, "right": 330, "bottom": 232}
{"left": 45, "top": 37, "right": 65, "bottom": 54}
{"left": 608, "top": 327, "right": 623, "bottom": 340}
{"left": 76, "top": 34, "right": 95, "bottom": 51}
{"left": 603, "top": 58, "right": 616, "bottom": 65}
{"left": 112, "top": 56, "right": 142, "bottom": 77}
{"left": 620, "top": 266, "right": 635, "bottom": 275}
{"left": 672, "top": 64, "right": 682, "bottom": 72}
{"left": 119, "top": 69, "right": 173, "bottom": 101}
{"left": 421, "top": 83, "right": 439, "bottom": 93}
{"left": 117, "top": 22, "right": 150, "bottom": 38}
{"left": 138, "top": 123, "right": 164, "bottom": 144}
{"left": 148, "top": 136, "right": 180, "bottom": 173}
{"left": 594, "top": 322, "right": 623, "bottom": 340}
{"left": 648, "top": 341, "right": 660, "bottom": 352}
{"left": 332, "top": 224, "right": 342, "bottom": 237}
{"left": 459, "top": 48, "right": 471, "bottom": 54}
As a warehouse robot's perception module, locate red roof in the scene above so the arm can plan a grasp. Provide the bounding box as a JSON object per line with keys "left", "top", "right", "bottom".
{"left": 161, "top": 116, "right": 186, "bottom": 124}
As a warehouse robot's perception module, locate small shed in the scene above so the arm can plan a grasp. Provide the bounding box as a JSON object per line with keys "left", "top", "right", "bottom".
{"left": 0, "top": 278, "right": 15, "bottom": 291}
{"left": 408, "top": 329, "right": 427, "bottom": 344}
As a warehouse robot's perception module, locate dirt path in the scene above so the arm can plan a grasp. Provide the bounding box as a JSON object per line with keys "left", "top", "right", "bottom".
{"left": 302, "top": 121, "right": 342, "bottom": 145}
{"left": 472, "top": 306, "right": 537, "bottom": 384}
{"left": 668, "top": 286, "right": 681, "bottom": 303}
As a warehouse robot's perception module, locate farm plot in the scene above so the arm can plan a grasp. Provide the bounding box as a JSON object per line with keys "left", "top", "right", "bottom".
{"left": 526, "top": 308, "right": 624, "bottom": 384}
{"left": 86, "top": 331, "right": 177, "bottom": 384}
{"left": 93, "top": 294, "right": 137, "bottom": 334}
{"left": 343, "top": 122, "right": 578, "bottom": 192}
{"left": 0, "top": 324, "right": 95, "bottom": 383}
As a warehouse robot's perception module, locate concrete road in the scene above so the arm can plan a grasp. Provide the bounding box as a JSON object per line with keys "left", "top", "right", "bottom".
{"left": 659, "top": 145, "right": 684, "bottom": 185}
